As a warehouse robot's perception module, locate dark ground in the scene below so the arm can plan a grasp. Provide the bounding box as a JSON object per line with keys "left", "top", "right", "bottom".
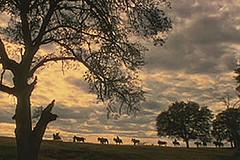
{"left": 0, "top": 137, "right": 239, "bottom": 160}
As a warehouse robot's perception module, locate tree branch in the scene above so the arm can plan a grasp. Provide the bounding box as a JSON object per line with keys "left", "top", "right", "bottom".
{"left": 53, "top": 40, "right": 132, "bottom": 110}
{"left": 0, "top": 39, "right": 18, "bottom": 72}
{"left": 233, "top": 99, "right": 240, "bottom": 108}
{"left": 32, "top": 100, "right": 57, "bottom": 135}
{"left": 53, "top": 40, "right": 105, "bottom": 82}
{"left": 28, "top": 76, "right": 38, "bottom": 93}
{"left": 33, "top": 0, "right": 58, "bottom": 47}
{"left": 0, "top": 69, "right": 6, "bottom": 84}
{"left": 0, "top": 84, "right": 16, "bottom": 95}
{"left": 32, "top": 100, "right": 57, "bottom": 155}
{"left": 29, "top": 56, "right": 77, "bottom": 76}
{"left": 19, "top": 1, "right": 32, "bottom": 47}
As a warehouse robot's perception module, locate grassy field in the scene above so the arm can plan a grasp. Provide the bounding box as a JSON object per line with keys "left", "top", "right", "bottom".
{"left": 0, "top": 137, "right": 239, "bottom": 160}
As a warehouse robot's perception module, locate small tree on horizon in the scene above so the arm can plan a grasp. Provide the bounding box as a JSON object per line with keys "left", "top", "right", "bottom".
{"left": 212, "top": 108, "right": 240, "bottom": 149}
{"left": 156, "top": 101, "right": 213, "bottom": 148}
{"left": 235, "top": 64, "right": 240, "bottom": 150}
{"left": 0, "top": 1, "right": 172, "bottom": 160}
{"left": 211, "top": 63, "right": 240, "bottom": 150}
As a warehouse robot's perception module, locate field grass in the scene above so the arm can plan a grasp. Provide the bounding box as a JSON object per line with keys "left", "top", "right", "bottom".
{"left": 0, "top": 137, "right": 239, "bottom": 160}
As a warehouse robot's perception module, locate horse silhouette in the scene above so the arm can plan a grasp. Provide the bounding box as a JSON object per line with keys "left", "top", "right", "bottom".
{"left": 158, "top": 140, "right": 167, "bottom": 146}
{"left": 131, "top": 138, "right": 140, "bottom": 145}
{"left": 97, "top": 137, "right": 109, "bottom": 144}
{"left": 213, "top": 141, "right": 224, "bottom": 148}
{"left": 113, "top": 136, "right": 123, "bottom": 145}
{"left": 202, "top": 141, "right": 207, "bottom": 147}
{"left": 194, "top": 141, "right": 201, "bottom": 148}
{"left": 73, "top": 135, "right": 85, "bottom": 143}
{"left": 227, "top": 138, "right": 234, "bottom": 148}
{"left": 53, "top": 132, "right": 62, "bottom": 141}
{"left": 172, "top": 139, "right": 180, "bottom": 146}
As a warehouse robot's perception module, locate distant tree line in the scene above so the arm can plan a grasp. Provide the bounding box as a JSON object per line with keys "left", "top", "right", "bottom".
{"left": 156, "top": 100, "right": 240, "bottom": 149}
{"left": 156, "top": 66, "right": 240, "bottom": 149}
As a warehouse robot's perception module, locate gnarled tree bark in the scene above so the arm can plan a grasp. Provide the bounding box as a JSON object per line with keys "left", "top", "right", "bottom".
{"left": 1, "top": 38, "right": 59, "bottom": 160}
{"left": 31, "top": 100, "right": 57, "bottom": 160}
{"left": 14, "top": 98, "right": 57, "bottom": 160}
{"left": 15, "top": 92, "right": 32, "bottom": 160}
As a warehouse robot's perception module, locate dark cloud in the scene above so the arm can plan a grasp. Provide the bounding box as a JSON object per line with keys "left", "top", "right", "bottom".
{"left": 65, "top": 77, "right": 90, "bottom": 93}
{"left": 46, "top": 102, "right": 162, "bottom": 138}
{"left": 0, "top": 110, "right": 13, "bottom": 123}
{"left": 145, "top": 0, "right": 240, "bottom": 74}
{"left": 142, "top": 101, "right": 164, "bottom": 112}
{"left": 53, "top": 105, "right": 92, "bottom": 121}
{"left": 49, "top": 0, "right": 240, "bottom": 140}
{"left": 0, "top": 104, "right": 15, "bottom": 123}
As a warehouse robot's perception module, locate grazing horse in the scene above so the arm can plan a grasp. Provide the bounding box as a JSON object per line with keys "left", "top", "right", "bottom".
{"left": 113, "top": 136, "right": 123, "bottom": 145}
{"left": 53, "top": 132, "right": 62, "bottom": 141}
{"left": 172, "top": 139, "right": 180, "bottom": 146}
{"left": 98, "top": 137, "right": 109, "bottom": 144}
{"left": 227, "top": 139, "right": 234, "bottom": 148}
{"left": 213, "top": 141, "right": 224, "bottom": 148}
{"left": 158, "top": 140, "right": 167, "bottom": 146}
{"left": 194, "top": 141, "right": 202, "bottom": 148}
{"left": 202, "top": 141, "right": 207, "bottom": 147}
{"left": 131, "top": 138, "right": 140, "bottom": 145}
{"left": 73, "top": 136, "right": 85, "bottom": 143}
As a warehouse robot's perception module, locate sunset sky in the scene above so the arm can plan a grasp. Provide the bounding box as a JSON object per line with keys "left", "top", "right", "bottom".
{"left": 0, "top": 0, "right": 240, "bottom": 145}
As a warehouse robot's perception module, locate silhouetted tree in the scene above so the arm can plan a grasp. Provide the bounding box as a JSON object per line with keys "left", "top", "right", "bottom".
{"left": 212, "top": 117, "right": 229, "bottom": 145}
{"left": 234, "top": 64, "right": 240, "bottom": 150}
{"left": 235, "top": 64, "right": 240, "bottom": 95}
{"left": 0, "top": 1, "right": 172, "bottom": 160}
{"left": 212, "top": 108, "right": 240, "bottom": 149}
{"left": 212, "top": 64, "right": 240, "bottom": 149}
{"left": 156, "top": 101, "right": 213, "bottom": 148}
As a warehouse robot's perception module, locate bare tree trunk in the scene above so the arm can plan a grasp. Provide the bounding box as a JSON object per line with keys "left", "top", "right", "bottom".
{"left": 232, "top": 131, "right": 240, "bottom": 150}
{"left": 230, "top": 141, "right": 234, "bottom": 148}
{"left": 185, "top": 139, "right": 189, "bottom": 148}
{"left": 31, "top": 100, "right": 57, "bottom": 160}
{"left": 14, "top": 84, "right": 57, "bottom": 160}
{"left": 15, "top": 91, "right": 33, "bottom": 160}
{"left": 235, "top": 135, "right": 240, "bottom": 150}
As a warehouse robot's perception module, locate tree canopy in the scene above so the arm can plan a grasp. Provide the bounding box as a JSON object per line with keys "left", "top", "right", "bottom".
{"left": 212, "top": 108, "right": 240, "bottom": 148}
{"left": 211, "top": 64, "right": 240, "bottom": 149}
{"left": 156, "top": 101, "right": 213, "bottom": 148}
{"left": 0, "top": 0, "right": 172, "bottom": 115}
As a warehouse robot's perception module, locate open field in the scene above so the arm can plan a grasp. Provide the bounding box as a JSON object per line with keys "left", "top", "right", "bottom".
{"left": 0, "top": 137, "right": 239, "bottom": 160}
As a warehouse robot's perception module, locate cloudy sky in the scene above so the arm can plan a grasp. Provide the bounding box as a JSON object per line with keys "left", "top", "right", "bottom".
{"left": 0, "top": 0, "right": 240, "bottom": 145}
